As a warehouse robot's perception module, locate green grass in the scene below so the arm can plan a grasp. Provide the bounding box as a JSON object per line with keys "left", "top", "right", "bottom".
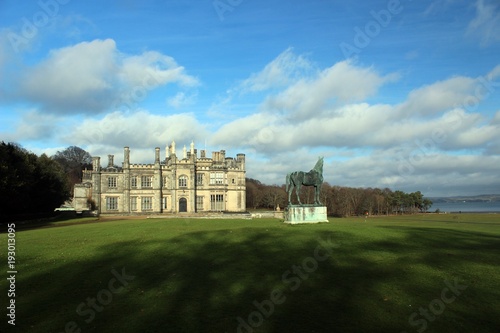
{"left": 1, "top": 214, "right": 500, "bottom": 332}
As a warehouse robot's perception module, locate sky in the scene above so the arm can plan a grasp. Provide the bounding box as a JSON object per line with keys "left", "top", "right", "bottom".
{"left": 0, "top": 0, "right": 499, "bottom": 197}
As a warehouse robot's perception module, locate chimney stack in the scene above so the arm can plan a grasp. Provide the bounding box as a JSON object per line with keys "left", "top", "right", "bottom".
{"left": 108, "top": 154, "right": 114, "bottom": 167}
{"left": 124, "top": 147, "right": 130, "bottom": 168}
{"left": 155, "top": 147, "right": 160, "bottom": 163}
{"left": 237, "top": 153, "right": 245, "bottom": 170}
{"left": 92, "top": 156, "right": 101, "bottom": 172}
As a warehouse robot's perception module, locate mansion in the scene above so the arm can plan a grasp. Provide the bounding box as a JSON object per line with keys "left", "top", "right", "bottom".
{"left": 73, "top": 141, "right": 246, "bottom": 215}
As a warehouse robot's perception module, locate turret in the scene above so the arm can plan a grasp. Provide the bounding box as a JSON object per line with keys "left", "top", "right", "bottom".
{"left": 171, "top": 140, "right": 176, "bottom": 156}
{"left": 155, "top": 147, "right": 160, "bottom": 164}
{"left": 107, "top": 154, "right": 114, "bottom": 167}
{"left": 124, "top": 147, "right": 130, "bottom": 168}
{"left": 237, "top": 153, "right": 246, "bottom": 170}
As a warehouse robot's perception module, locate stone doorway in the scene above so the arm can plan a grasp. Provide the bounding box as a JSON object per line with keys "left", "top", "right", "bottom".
{"left": 179, "top": 197, "right": 187, "bottom": 212}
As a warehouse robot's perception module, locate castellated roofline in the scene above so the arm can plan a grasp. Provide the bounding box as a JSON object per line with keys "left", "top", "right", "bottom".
{"left": 91, "top": 142, "right": 245, "bottom": 171}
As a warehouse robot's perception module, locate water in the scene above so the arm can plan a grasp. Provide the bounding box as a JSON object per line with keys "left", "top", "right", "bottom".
{"left": 429, "top": 201, "right": 500, "bottom": 213}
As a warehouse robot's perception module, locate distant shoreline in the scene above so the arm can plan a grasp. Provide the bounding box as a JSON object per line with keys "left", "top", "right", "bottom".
{"left": 426, "top": 211, "right": 500, "bottom": 214}
{"left": 429, "top": 200, "right": 500, "bottom": 213}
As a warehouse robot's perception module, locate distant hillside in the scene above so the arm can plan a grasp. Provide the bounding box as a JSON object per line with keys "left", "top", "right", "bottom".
{"left": 427, "top": 194, "right": 500, "bottom": 203}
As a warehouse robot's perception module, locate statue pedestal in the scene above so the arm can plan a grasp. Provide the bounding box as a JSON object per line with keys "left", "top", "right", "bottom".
{"left": 284, "top": 205, "right": 328, "bottom": 224}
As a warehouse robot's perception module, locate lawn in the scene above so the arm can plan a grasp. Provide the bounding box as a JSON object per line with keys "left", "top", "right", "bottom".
{"left": 1, "top": 214, "right": 500, "bottom": 333}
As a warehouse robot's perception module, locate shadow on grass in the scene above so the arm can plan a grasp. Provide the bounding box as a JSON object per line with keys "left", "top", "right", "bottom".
{"left": 9, "top": 224, "right": 500, "bottom": 333}
{"left": 0, "top": 212, "right": 100, "bottom": 232}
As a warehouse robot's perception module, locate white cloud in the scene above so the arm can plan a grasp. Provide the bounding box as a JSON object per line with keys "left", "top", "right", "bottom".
{"left": 396, "top": 76, "right": 477, "bottom": 116}
{"left": 14, "top": 39, "right": 199, "bottom": 114}
{"left": 237, "top": 47, "right": 313, "bottom": 93}
{"left": 467, "top": 0, "right": 500, "bottom": 46}
{"left": 22, "top": 39, "right": 117, "bottom": 112}
{"left": 67, "top": 110, "right": 208, "bottom": 157}
{"left": 120, "top": 50, "right": 199, "bottom": 88}
{"left": 167, "top": 91, "right": 197, "bottom": 108}
{"left": 263, "top": 60, "right": 399, "bottom": 120}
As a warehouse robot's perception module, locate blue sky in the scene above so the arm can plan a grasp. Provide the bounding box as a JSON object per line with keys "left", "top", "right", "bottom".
{"left": 0, "top": 0, "right": 499, "bottom": 196}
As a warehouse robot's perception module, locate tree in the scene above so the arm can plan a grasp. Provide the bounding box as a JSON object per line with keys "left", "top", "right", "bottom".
{"left": 261, "top": 185, "right": 286, "bottom": 210}
{"left": 245, "top": 178, "right": 265, "bottom": 209}
{"left": 389, "top": 190, "right": 405, "bottom": 214}
{"left": 320, "top": 182, "right": 333, "bottom": 213}
{"left": 422, "top": 198, "right": 433, "bottom": 212}
{"left": 0, "top": 142, "right": 70, "bottom": 219}
{"left": 331, "top": 186, "right": 351, "bottom": 217}
{"left": 52, "top": 146, "right": 92, "bottom": 191}
{"left": 31, "top": 154, "right": 70, "bottom": 212}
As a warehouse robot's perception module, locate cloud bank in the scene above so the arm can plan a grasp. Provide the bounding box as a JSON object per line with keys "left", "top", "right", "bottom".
{"left": 2, "top": 38, "right": 199, "bottom": 114}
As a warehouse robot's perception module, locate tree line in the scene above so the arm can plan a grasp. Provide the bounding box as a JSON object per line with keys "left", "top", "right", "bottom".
{"left": 246, "top": 178, "right": 433, "bottom": 216}
{"left": 0, "top": 142, "right": 91, "bottom": 220}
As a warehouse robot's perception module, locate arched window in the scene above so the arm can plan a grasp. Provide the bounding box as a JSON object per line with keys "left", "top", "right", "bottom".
{"left": 178, "top": 175, "right": 188, "bottom": 187}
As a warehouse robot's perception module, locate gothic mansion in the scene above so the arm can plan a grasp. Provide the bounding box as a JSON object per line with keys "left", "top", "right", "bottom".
{"left": 73, "top": 141, "right": 246, "bottom": 214}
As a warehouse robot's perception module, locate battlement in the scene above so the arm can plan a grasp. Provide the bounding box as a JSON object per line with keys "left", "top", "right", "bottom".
{"left": 129, "top": 164, "right": 155, "bottom": 169}
{"left": 88, "top": 142, "right": 246, "bottom": 172}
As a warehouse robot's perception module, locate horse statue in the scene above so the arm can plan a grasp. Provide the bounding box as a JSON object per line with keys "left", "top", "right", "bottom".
{"left": 286, "top": 157, "right": 324, "bottom": 206}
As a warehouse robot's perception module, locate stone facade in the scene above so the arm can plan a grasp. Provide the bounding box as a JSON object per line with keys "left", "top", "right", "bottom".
{"left": 73, "top": 141, "right": 246, "bottom": 214}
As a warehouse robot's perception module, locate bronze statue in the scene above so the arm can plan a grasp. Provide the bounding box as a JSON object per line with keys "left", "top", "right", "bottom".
{"left": 286, "top": 157, "right": 324, "bottom": 205}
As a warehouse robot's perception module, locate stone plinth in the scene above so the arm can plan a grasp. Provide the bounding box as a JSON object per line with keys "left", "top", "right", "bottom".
{"left": 284, "top": 205, "right": 328, "bottom": 224}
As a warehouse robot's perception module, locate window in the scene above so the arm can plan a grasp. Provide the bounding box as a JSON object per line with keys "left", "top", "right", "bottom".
{"left": 210, "top": 194, "right": 224, "bottom": 211}
{"left": 106, "top": 197, "right": 118, "bottom": 210}
{"left": 108, "top": 177, "right": 117, "bottom": 188}
{"left": 162, "top": 197, "right": 167, "bottom": 210}
{"left": 231, "top": 178, "right": 235, "bottom": 184}
{"left": 141, "top": 176, "right": 152, "bottom": 188}
{"left": 179, "top": 175, "right": 187, "bottom": 187}
{"left": 131, "top": 176, "right": 137, "bottom": 188}
{"left": 130, "top": 197, "right": 137, "bottom": 211}
{"left": 210, "top": 172, "right": 224, "bottom": 185}
{"left": 196, "top": 196, "right": 204, "bottom": 211}
{"left": 162, "top": 176, "right": 168, "bottom": 188}
{"left": 196, "top": 173, "right": 204, "bottom": 186}
{"left": 141, "top": 197, "right": 153, "bottom": 210}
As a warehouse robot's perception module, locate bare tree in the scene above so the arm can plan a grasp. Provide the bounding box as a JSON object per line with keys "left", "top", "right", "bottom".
{"left": 52, "top": 146, "right": 92, "bottom": 191}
